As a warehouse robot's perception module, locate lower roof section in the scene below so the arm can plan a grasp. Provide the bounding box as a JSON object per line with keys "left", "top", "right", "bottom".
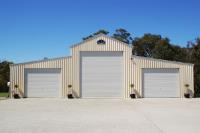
{"left": 10, "top": 56, "right": 72, "bottom": 66}
{"left": 11, "top": 55, "right": 194, "bottom": 67}
{"left": 132, "top": 55, "right": 194, "bottom": 66}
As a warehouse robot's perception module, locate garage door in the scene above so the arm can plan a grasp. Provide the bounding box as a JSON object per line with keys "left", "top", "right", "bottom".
{"left": 81, "top": 51, "right": 123, "bottom": 98}
{"left": 25, "top": 68, "right": 61, "bottom": 97}
{"left": 143, "top": 68, "right": 180, "bottom": 98}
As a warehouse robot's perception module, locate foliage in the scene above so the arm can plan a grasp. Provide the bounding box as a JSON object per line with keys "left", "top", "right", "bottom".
{"left": 188, "top": 38, "right": 200, "bottom": 97}
{"left": 171, "top": 45, "right": 188, "bottom": 62}
{"left": 82, "top": 29, "right": 109, "bottom": 40}
{"left": 68, "top": 84, "right": 72, "bottom": 88}
{"left": 93, "top": 30, "right": 109, "bottom": 36}
{"left": 132, "top": 34, "right": 174, "bottom": 59}
{"left": 83, "top": 28, "right": 133, "bottom": 44}
{"left": 185, "top": 84, "right": 189, "bottom": 87}
{"left": 14, "top": 84, "right": 19, "bottom": 88}
{"left": 0, "top": 92, "right": 9, "bottom": 97}
{"left": 82, "top": 35, "right": 94, "bottom": 40}
{"left": 112, "top": 28, "right": 133, "bottom": 44}
{"left": 0, "top": 61, "right": 13, "bottom": 92}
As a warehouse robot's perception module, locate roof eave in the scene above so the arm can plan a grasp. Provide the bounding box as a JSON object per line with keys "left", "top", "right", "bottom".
{"left": 132, "top": 55, "right": 194, "bottom": 66}
{"left": 10, "top": 56, "right": 72, "bottom": 66}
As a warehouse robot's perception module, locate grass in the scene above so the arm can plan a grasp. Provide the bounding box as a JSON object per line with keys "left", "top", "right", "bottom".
{"left": 0, "top": 92, "right": 9, "bottom": 97}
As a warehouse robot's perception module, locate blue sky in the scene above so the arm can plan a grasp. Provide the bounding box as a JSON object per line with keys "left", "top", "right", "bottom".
{"left": 0, "top": 0, "right": 200, "bottom": 63}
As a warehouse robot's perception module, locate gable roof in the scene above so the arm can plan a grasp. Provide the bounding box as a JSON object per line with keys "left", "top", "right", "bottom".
{"left": 70, "top": 33, "right": 132, "bottom": 49}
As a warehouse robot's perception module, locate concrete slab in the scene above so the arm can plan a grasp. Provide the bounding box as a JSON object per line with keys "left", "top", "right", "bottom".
{"left": 0, "top": 98, "right": 199, "bottom": 133}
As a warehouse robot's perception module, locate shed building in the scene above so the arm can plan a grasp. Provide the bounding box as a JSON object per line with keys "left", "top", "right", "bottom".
{"left": 10, "top": 34, "right": 194, "bottom": 98}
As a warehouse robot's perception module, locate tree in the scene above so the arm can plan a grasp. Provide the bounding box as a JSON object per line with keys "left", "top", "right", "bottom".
{"left": 151, "top": 41, "right": 174, "bottom": 60}
{"left": 133, "top": 34, "right": 161, "bottom": 57}
{"left": 190, "top": 38, "right": 200, "bottom": 63}
{"left": 132, "top": 33, "right": 180, "bottom": 60}
{"left": 93, "top": 29, "right": 109, "bottom": 36}
{"left": 112, "top": 28, "right": 133, "bottom": 44}
{"left": 82, "top": 35, "right": 94, "bottom": 41}
{"left": 188, "top": 38, "right": 200, "bottom": 97}
{"left": 171, "top": 45, "right": 187, "bottom": 62}
{"left": 82, "top": 29, "right": 109, "bottom": 40}
{"left": 0, "top": 61, "right": 13, "bottom": 92}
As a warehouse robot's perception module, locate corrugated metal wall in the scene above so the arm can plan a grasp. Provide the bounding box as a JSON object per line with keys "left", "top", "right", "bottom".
{"left": 71, "top": 35, "right": 194, "bottom": 98}
{"left": 10, "top": 34, "right": 194, "bottom": 98}
{"left": 71, "top": 35, "right": 134, "bottom": 98}
{"left": 133, "top": 56, "right": 194, "bottom": 98}
{"left": 10, "top": 57, "right": 72, "bottom": 98}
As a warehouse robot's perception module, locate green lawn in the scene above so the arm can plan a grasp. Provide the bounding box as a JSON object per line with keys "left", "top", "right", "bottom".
{"left": 0, "top": 92, "right": 9, "bottom": 97}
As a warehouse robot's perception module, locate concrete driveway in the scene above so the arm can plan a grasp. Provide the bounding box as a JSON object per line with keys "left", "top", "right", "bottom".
{"left": 0, "top": 98, "right": 200, "bottom": 133}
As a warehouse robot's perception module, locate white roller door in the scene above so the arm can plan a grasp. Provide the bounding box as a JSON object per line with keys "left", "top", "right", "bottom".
{"left": 81, "top": 51, "right": 123, "bottom": 98}
{"left": 143, "top": 68, "right": 180, "bottom": 98}
{"left": 25, "top": 68, "right": 61, "bottom": 97}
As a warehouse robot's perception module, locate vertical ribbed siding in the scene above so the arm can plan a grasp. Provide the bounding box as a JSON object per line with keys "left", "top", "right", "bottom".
{"left": 9, "top": 34, "right": 194, "bottom": 99}
{"left": 133, "top": 56, "right": 194, "bottom": 98}
{"left": 10, "top": 57, "right": 72, "bottom": 98}
{"left": 72, "top": 35, "right": 134, "bottom": 98}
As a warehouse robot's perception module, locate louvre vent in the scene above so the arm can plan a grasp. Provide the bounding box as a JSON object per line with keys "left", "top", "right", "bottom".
{"left": 97, "top": 39, "right": 106, "bottom": 44}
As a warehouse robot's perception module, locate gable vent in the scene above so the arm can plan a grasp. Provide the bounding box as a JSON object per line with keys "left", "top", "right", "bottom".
{"left": 97, "top": 39, "right": 106, "bottom": 45}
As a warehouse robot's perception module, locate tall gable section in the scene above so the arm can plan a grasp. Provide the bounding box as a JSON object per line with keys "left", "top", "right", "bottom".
{"left": 70, "top": 34, "right": 134, "bottom": 98}
{"left": 71, "top": 34, "right": 131, "bottom": 52}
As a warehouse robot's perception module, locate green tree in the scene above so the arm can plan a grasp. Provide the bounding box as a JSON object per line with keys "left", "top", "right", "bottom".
{"left": 0, "top": 61, "right": 13, "bottom": 92}
{"left": 82, "top": 29, "right": 109, "bottom": 40}
{"left": 188, "top": 38, "right": 200, "bottom": 97}
{"left": 82, "top": 35, "right": 93, "bottom": 41}
{"left": 132, "top": 34, "right": 165, "bottom": 57}
{"left": 93, "top": 29, "right": 109, "bottom": 36}
{"left": 112, "top": 28, "right": 133, "bottom": 44}
{"left": 132, "top": 33, "right": 182, "bottom": 60}
{"left": 171, "top": 45, "right": 187, "bottom": 62}
{"left": 151, "top": 41, "right": 174, "bottom": 60}
{"left": 190, "top": 38, "right": 200, "bottom": 63}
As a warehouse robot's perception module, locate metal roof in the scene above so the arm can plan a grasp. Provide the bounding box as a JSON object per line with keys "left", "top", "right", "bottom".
{"left": 132, "top": 55, "right": 194, "bottom": 66}
{"left": 10, "top": 56, "right": 71, "bottom": 66}
{"left": 70, "top": 33, "right": 131, "bottom": 49}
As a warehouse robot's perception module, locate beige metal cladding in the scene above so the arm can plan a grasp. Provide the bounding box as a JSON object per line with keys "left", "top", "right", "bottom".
{"left": 9, "top": 57, "right": 72, "bottom": 98}
{"left": 9, "top": 34, "right": 194, "bottom": 99}
{"left": 71, "top": 34, "right": 134, "bottom": 98}
{"left": 133, "top": 56, "right": 194, "bottom": 98}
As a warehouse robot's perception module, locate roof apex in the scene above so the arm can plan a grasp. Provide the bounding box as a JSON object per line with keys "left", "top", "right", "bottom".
{"left": 70, "top": 33, "right": 131, "bottom": 48}
{"left": 70, "top": 33, "right": 107, "bottom": 48}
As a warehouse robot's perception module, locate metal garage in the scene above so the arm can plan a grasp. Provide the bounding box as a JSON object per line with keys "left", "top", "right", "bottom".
{"left": 80, "top": 51, "right": 123, "bottom": 98}
{"left": 142, "top": 68, "right": 180, "bottom": 98}
{"left": 9, "top": 34, "right": 194, "bottom": 98}
{"left": 25, "top": 68, "right": 61, "bottom": 97}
